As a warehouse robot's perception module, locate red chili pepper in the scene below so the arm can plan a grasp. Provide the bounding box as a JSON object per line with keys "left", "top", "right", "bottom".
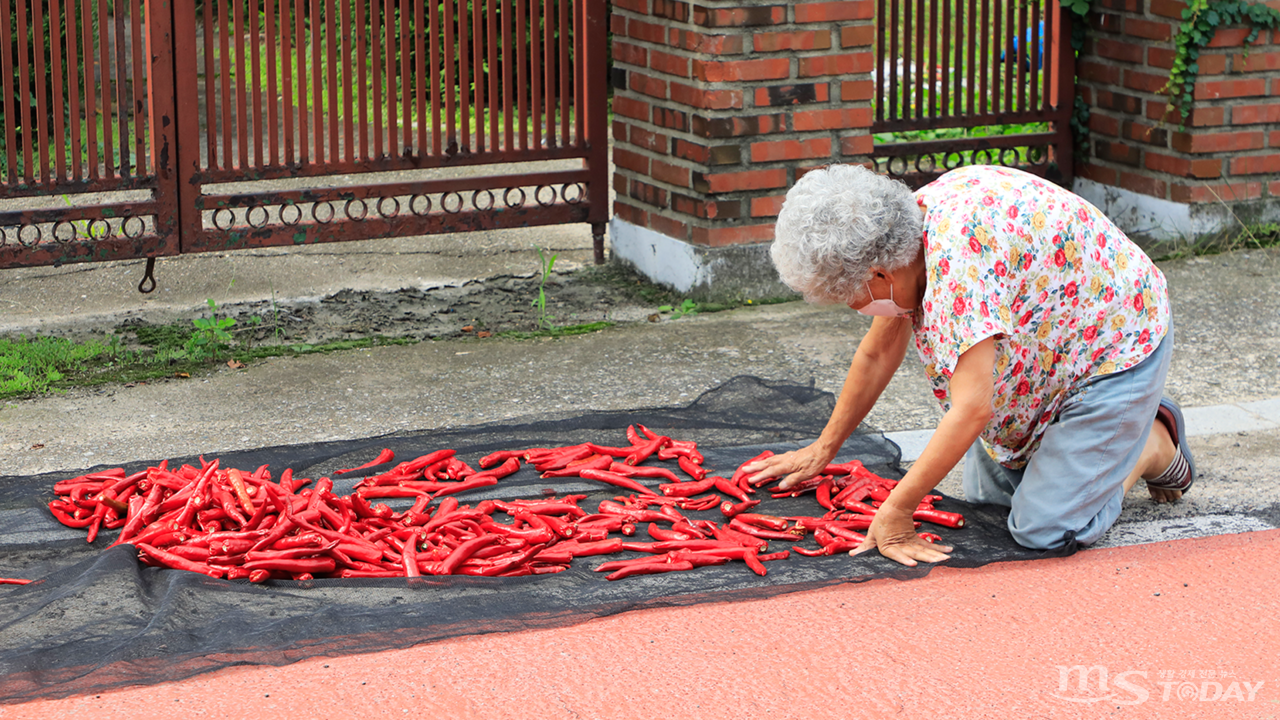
{"left": 0, "top": 577, "right": 34, "bottom": 585}
{"left": 579, "top": 469, "right": 659, "bottom": 496}
{"left": 647, "top": 523, "right": 693, "bottom": 542}
{"left": 136, "top": 543, "right": 223, "bottom": 578}
{"left": 478, "top": 450, "right": 523, "bottom": 469}
{"left": 734, "top": 513, "right": 791, "bottom": 532}
{"left": 918, "top": 532, "right": 943, "bottom": 544}
{"left": 605, "top": 559, "right": 695, "bottom": 581}
{"left": 913, "top": 509, "right": 965, "bottom": 528}
{"left": 659, "top": 476, "right": 717, "bottom": 497}
{"left": 728, "top": 517, "right": 803, "bottom": 541}
{"left": 585, "top": 443, "right": 634, "bottom": 458}
{"left": 335, "top": 448, "right": 396, "bottom": 475}
{"left": 743, "top": 549, "right": 768, "bottom": 576}
{"left": 714, "top": 475, "right": 751, "bottom": 503}
{"left": 542, "top": 455, "right": 613, "bottom": 478}
{"left": 608, "top": 462, "right": 683, "bottom": 484}
{"left": 720, "top": 499, "right": 761, "bottom": 518}
{"left": 623, "top": 436, "right": 667, "bottom": 466}
{"left": 675, "top": 456, "right": 707, "bottom": 481}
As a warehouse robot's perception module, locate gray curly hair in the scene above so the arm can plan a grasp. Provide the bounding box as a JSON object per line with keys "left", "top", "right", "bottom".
{"left": 770, "top": 164, "right": 923, "bottom": 304}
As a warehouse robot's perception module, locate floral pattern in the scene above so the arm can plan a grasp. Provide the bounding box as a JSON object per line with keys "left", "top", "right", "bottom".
{"left": 912, "top": 165, "right": 1170, "bottom": 468}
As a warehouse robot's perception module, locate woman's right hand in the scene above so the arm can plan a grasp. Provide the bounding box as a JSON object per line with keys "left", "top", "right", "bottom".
{"left": 742, "top": 444, "right": 836, "bottom": 490}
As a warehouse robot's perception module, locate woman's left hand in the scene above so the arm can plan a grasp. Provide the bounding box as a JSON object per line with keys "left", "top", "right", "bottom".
{"left": 852, "top": 505, "right": 953, "bottom": 566}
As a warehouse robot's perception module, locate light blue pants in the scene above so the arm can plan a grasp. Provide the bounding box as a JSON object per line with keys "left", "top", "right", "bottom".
{"left": 962, "top": 328, "right": 1175, "bottom": 550}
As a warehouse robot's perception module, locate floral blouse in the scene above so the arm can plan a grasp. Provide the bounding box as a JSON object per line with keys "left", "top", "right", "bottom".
{"left": 912, "top": 165, "right": 1170, "bottom": 468}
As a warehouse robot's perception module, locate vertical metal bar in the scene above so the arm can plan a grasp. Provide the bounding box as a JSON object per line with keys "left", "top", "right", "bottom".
{"left": 1043, "top": 0, "right": 1056, "bottom": 112}
{"left": 458, "top": 0, "right": 469, "bottom": 151}
{"left": 326, "top": 0, "right": 337, "bottom": 161}
{"left": 234, "top": 0, "right": 247, "bottom": 168}
{"left": 1055, "top": 3, "right": 1073, "bottom": 180}
{"left": 295, "top": 0, "right": 308, "bottom": 163}
{"left": 251, "top": 0, "right": 263, "bottom": 167}
{"left": 966, "top": 0, "right": 976, "bottom": 115}
{"left": 202, "top": 0, "right": 216, "bottom": 169}
{"left": 1003, "top": 0, "right": 1013, "bottom": 115}
{"left": 470, "top": 0, "right": 482, "bottom": 152}
{"left": 385, "top": 0, "right": 397, "bottom": 155}
{"left": 267, "top": 0, "right": 279, "bottom": 166}
{"left": 888, "top": 0, "right": 898, "bottom": 121}
{"left": 17, "top": 0, "right": 34, "bottom": 182}
{"left": 131, "top": 0, "right": 147, "bottom": 175}
{"left": 502, "top": 0, "right": 512, "bottom": 150}
{"left": 67, "top": 0, "right": 84, "bottom": 180}
{"left": 51, "top": 0, "right": 68, "bottom": 181}
{"left": 978, "top": 0, "right": 988, "bottom": 115}
{"left": 543, "top": 0, "right": 552, "bottom": 146}
{"left": 310, "top": 0, "right": 323, "bottom": 162}
{"left": 341, "top": 0, "right": 353, "bottom": 162}
{"left": 371, "top": 0, "right": 382, "bottom": 156}
{"left": 443, "top": 0, "right": 454, "bottom": 151}
{"left": 114, "top": 0, "right": 129, "bottom": 175}
{"left": 150, "top": 0, "right": 184, "bottom": 252}
{"left": 99, "top": 0, "right": 115, "bottom": 175}
{"left": 356, "top": 0, "right": 367, "bottom": 159}
{"left": 34, "top": 0, "right": 51, "bottom": 182}
{"left": 1017, "top": 0, "right": 1028, "bottom": 113}
{"left": 529, "top": 0, "right": 540, "bottom": 149}
{"left": 902, "top": 0, "right": 912, "bottom": 121}
{"left": 912, "top": 0, "right": 923, "bottom": 121}
{"left": 874, "top": 0, "right": 884, "bottom": 123}
{"left": 988, "top": 0, "right": 998, "bottom": 115}
{"left": 573, "top": 0, "right": 583, "bottom": 147}
{"left": 400, "top": 0, "right": 410, "bottom": 153}
{"left": 488, "top": 0, "right": 498, "bottom": 152}
{"left": 429, "top": 0, "right": 440, "bottom": 154}
{"left": 515, "top": 0, "right": 526, "bottom": 150}
{"left": 83, "top": 0, "right": 98, "bottom": 178}
{"left": 582, "top": 0, "right": 605, "bottom": 260}
{"left": 220, "top": 0, "right": 232, "bottom": 168}
{"left": 929, "top": 0, "right": 938, "bottom": 119}
{"left": 0, "top": 0, "right": 17, "bottom": 183}
{"left": 415, "top": 0, "right": 425, "bottom": 155}
{"left": 938, "top": 0, "right": 948, "bottom": 120}
{"left": 280, "top": 0, "right": 293, "bottom": 163}
{"left": 557, "top": 0, "right": 567, "bottom": 144}
{"left": 1030, "top": 0, "right": 1042, "bottom": 111}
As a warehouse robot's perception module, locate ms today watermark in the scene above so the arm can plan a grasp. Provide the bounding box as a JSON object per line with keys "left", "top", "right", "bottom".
{"left": 1050, "top": 665, "right": 1265, "bottom": 705}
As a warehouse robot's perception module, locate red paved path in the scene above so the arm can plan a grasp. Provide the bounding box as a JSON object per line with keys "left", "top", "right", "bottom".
{"left": 10, "top": 530, "right": 1279, "bottom": 719}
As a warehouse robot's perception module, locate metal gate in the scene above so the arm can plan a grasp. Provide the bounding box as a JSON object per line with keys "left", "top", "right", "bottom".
{"left": 871, "top": 0, "right": 1074, "bottom": 188}
{"left": 0, "top": 0, "right": 609, "bottom": 273}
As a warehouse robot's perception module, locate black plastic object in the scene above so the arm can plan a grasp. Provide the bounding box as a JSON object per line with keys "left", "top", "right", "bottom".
{"left": 0, "top": 376, "right": 1059, "bottom": 703}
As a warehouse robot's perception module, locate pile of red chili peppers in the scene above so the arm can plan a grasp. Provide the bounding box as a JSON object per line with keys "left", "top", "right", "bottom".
{"left": 44, "top": 425, "right": 965, "bottom": 582}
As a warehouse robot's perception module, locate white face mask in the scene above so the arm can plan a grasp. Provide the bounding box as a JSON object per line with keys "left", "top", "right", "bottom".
{"left": 856, "top": 282, "right": 914, "bottom": 318}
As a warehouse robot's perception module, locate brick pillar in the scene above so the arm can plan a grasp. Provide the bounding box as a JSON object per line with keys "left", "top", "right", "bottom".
{"left": 609, "top": 0, "right": 876, "bottom": 299}
{"left": 1074, "top": 0, "right": 1280, "bottom": 249}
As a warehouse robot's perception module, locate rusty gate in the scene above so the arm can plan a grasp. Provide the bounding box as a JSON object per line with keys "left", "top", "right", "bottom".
{"left": 872, "top": 0, "right": 1075, "bottom": 188}
{"left": 0, "top": 0, "right": 609, "bottom": 278}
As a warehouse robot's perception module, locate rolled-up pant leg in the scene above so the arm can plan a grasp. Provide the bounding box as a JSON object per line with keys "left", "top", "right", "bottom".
{"left": 961, "top": 330, "right": 1174, "bottom": 550}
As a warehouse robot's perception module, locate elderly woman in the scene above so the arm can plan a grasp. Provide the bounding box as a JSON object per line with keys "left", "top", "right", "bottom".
{"left": 745, "top": 164, "right": 1194, "bottom": 567}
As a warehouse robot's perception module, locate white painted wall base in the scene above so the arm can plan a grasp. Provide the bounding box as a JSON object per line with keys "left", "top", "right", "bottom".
{"left": 608, "top": 218, "right": 794, "bottom": 300}
{"left": 1073, "top": 178, "right": 1215, "bottom": 244}
{"left": 1073, "top": 178, "right": 1280, "bottom": 248}
{"left": 608, "top": 218, "right": 705, "bottom": 293}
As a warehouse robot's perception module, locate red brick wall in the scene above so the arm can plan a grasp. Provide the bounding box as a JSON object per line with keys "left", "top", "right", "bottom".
{"left": 1076, "top": 0, "right": 1280, "bottom": 204}
{"left": 611, "top": 0, "right": 877, "bottom": 246}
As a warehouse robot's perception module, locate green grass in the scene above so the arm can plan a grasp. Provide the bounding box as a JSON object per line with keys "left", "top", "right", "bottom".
{"left": 1155, "top": 222, "right": 1280, "bottom": 262}
{"left": 0, "top": 324, "right": 414, "bottom": 400}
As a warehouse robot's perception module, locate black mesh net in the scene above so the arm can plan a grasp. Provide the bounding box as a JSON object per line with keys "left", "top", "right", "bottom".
{"left": 0, "top": 376, "right": 1067, "bottom": 703}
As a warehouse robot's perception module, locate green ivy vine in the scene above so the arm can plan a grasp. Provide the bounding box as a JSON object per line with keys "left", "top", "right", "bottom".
{"left": 1162, "top": 0, "right": 1280, "bottom": 122}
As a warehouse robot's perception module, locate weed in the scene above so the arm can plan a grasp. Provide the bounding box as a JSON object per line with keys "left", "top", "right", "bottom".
{"left": 531, "top": 246, "right": 559, "bottom": 331}
{"left": 657, "top": 299, "right": 700, "bottom": 319}
{"left": 187, "top": 298, "right": 238, "bottom": 361}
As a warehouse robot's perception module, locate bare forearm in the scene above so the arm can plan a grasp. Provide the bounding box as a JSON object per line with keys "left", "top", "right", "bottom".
{"left": 815, "top": 318, "right": 910, "bottom": 458}
{"left": 883, "top": 405, "right": 989, "bottom": 511}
